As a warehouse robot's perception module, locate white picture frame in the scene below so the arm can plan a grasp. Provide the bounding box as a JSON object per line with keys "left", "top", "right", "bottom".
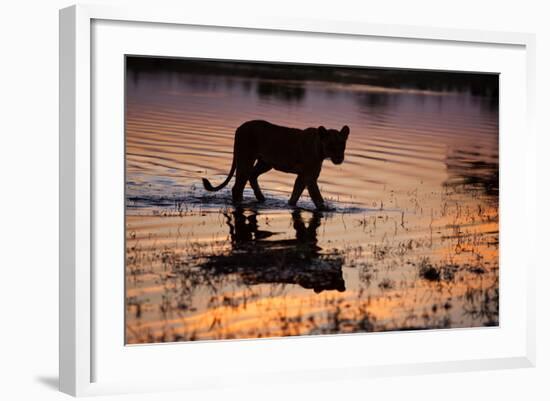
{"left": 59, "top": 3, "right": 536, "bottom": 397}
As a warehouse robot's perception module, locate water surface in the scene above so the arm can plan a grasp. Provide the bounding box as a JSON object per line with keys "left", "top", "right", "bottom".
{"left": 125, "top": 59, "right": 499, "bottom": 343}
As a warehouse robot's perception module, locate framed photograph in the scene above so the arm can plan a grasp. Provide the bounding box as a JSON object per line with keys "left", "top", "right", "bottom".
{"left": 59, "top": 4, "right": 536, "bottom": 396}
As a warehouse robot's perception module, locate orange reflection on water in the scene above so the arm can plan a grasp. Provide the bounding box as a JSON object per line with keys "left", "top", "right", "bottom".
{"left": 125, "top": 62, "right": 499, "bottom": 343}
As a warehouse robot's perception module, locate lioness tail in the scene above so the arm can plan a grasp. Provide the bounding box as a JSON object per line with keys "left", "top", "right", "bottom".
{"left": 202, "top": 157, "right": 236, "bottom": 192}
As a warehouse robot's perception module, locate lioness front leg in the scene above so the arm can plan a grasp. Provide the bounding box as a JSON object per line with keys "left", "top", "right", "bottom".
{"left": 306, "top": 180, "right": 326, "bottom": 210}
{"left": 289, "top": 176, "right": 306, "bottom": 206}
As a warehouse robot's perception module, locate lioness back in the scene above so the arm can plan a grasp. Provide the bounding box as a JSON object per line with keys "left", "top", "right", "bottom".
{"left": 236, "top": 120, "right": 321, "bottom": 174}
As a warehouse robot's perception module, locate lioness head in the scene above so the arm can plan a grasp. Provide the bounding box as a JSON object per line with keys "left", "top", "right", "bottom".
{"left": 318, "top": 125, "right": 350, "bottom": 165}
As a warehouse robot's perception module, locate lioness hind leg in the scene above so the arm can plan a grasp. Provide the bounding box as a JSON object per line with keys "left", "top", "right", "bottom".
{"left": 232, "top": 159, "right": 255, "bottom": 204}
{"left": 232, "top": 174, "right": 248, "bottom": 204}
{"left": 249, "top": 160, "right": 272, "bottom": 202}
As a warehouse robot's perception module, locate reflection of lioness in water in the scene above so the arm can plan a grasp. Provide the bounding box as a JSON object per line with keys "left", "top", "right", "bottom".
{"left": 202, "top": 120, "right": 350, "bottom": 210}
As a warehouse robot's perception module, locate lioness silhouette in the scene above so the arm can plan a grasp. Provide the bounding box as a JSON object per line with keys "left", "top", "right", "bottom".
{"left": 202, "top": 120, "right": 350, "bottom": 210}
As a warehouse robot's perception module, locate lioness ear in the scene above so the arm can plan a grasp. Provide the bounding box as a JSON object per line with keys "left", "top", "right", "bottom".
{"left": 318, "top": 126, "right": 328, "bottom": 139}
{"left": 341, "top": 125, "right": 350, "bottom": 139}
